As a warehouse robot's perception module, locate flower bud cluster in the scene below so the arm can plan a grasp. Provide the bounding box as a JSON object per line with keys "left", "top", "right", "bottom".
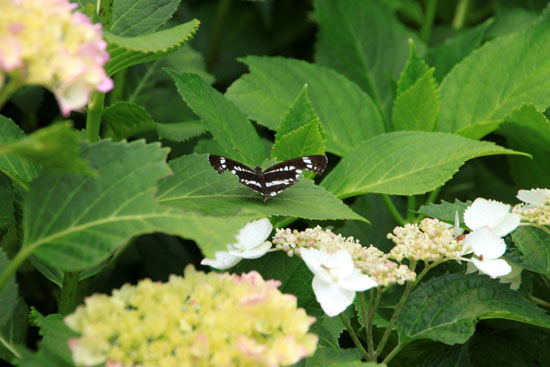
{"left": 513, "top": 196, "right": 550, "bottom": 226}
{"left": 387, "top": 218, "right": 463, "bottom": 263}
{"left": 273, "top": 226, "right": 416, "bottom": 287}
{"left": 0, "top": 0, "right": 113, "bottom": 115}
{"left": 65, "top": 266, "right": 318, "bottom": 367}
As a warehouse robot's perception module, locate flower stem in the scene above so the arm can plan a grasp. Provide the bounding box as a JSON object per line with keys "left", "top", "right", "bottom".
{"left": 529, "top": 295, "right": 550, "bottom": 309}
{"left": 361, "top": 291, "right": 374, "bottom": 357}
{"left": 382, "top": 194, "right": 405, "bottom": 226}
{"left": 58, "top": 271, "right": 80, "bottom": 315}
{"left": 406, "top": 195, "right": 416, "bottom": 222}
{"left": 420, "top": 0, "right": 438, "bottom": 43}
{"left": 383, "top": 342, "right": 408, "bottom": 364}
{"left": 452, "top": 0, "right": 470, "bottom": 30}
{"left": 206, "top": 0, "right": 232, "bottom": 72}
{"left": 85, "top": 91, "right": 106, "bottom": 142}
{"left": 339, "top": 313, "right": 370, "bottom": 361}
{"left": 0, "top": 244, "right": 35, "bottom": 292}
{"left": 272, "top": 216, "right": 297, "bottom": 229}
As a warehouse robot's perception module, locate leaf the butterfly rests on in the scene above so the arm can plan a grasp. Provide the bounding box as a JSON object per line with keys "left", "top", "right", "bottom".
{"left": 208, "top": 155, "right": 328, "bottom": 204}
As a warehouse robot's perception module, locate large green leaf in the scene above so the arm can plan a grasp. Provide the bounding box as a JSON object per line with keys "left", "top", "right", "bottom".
{"left": 437, "top": 17, "right": 550, "bottom": 134}
{"left": 301, "top": 345, "right": 364, "bottom": 367}
{"left": 275, "top": 85, "right": 319, "bottom": 139}
{"left": 0, "top": 298, "right": 28, "bottom": 364}
{"left": 22, "top": 140, "right": 261, "bottom": 270}
{"left": 314, "top": 0, "right": 422, "bottom": 121}
{"left": 157, "top": 154, "right": 366, "bottom": 222}
{"left": 166, "top": 70, "right": 265, "bottom": 165}
{"left": 0, "top": 116, "right": 40, "bottom": 187}
{"left": 418, "top": 199, "right": 471, "bottom": 224}
{"left": 321, "top": 131, "right": 525, "bottom": 198}
{"left": 0, "top": 250, "right": 17, "bottom": 327}
{"left": 499, "top": 104, "right": 550, "bottom": 188}
{"left": 397, "top": 273, "right": 550, "bottom": 345}
{"left": 271, "top": 120, "right": 325, "bottom": 161}
{"left": 104, "top": 19, "right": 199, "bottom": 76}
{"left": 102, "top": 101, "right": 156, "bottom": 140}
{"left": 225, "top": 56, "right": 384, "bottom": 156}
{"left": 156, "top": 121, "right": 207, "bottom": 142}
{"left": 110, "top": 0, "right": 180, "bottom": 36}
{"left": 511, "top": 226, "right": 550, "bottom": 276}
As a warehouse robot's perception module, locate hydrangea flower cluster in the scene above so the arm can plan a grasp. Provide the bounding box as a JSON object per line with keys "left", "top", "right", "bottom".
{"left": 273, "top": 227, "right": 416, "bottom": 287}
{"left": 387, "top": 218, "right": 463, "bottom": 263}
{"left": 513, "top": 188, "right": 550, "bottom": 226}
{"left": 0, "top": 0, "right": 113, "bottom": 115}
{"left": 65, "top": 266, "right": 317, "bottom": 367}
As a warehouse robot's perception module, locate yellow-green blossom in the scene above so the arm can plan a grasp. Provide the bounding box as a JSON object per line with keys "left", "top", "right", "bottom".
{"left": 65, "top": 266, "right": 317, "bottom": 367}
{"left": 387, "top": 218, "right": 463, "bottom": 263}
{"left": 0, "top": 0, "right": 112, "bottom": 114}
{"left": 273, "top": 226, "right": 416, "bottom": 287}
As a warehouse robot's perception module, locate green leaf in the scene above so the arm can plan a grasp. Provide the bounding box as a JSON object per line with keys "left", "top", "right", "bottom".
{"left": 418, "top": 199, "right": 471, "bottom": 224}
{"left": 275, "top": 84, "right": 319, "bottom": 138}
{"left": 396, "top": 39, "right": 430, "bottom": 95}
{"left": 392, "top": 68, "right": 439, "bottom": 131}
{"left": 225, "top": 56, "right": 384, "bottom": 156}
{"left": 166, "top": 70, "right": 265, "bottom": 165}
{"left": 511, "top": 226, "right": 550, "bottom": 276}
{"left": 104, "top": 19, "right": 200, "bottom": 76}
{"left": 0, "top": 298, "right": 28, "bottom": 364}
{"left": 157, "top": 154, "right": 366, "bottom": 222}
{"left": 0, "top": 120, "right": 93, "bottom": 176}
{"left": 499, "top": 104, "right": 550, "bottom": 188}
{"left": 156, "top": 121, "right": 207, "bottom": 142}
{"left": 397, "top": 273, "right": 550, "bottom": 344}
{"left": 426, "top": 19, "right": 493, "bottom": 82}
{"left": 0, "top": 116, "right": 40, "bottom": 187}
{"left": 302, "top": 346, "right": 368, "bottom": 366}
{"left": 321, "top": 131, "right": 526, "bottom": 198}
{"left": 271, "top": 120, "right": 326, "bottom": 161}
{"left": 437, "top": 18, "right": 550, "bottom": 133}
{"left": 23, "top": 140, "right": 262, "bottom": 270}
{"left": 0, "top": 249, "right": 17, "bottom": 327}
{"left": 314, "top": 0, "right": 423, "bottom": 120}
{"left": 233, "top": 251, "right": 322, "bottom": 317}
{"left": 0, "top": 174, "right": 14, "bottom": 236}
{"left": 103, "top": 101, "right": 156, "bottom": 140}
{"left": 110, "top": 0, "right": 180, "bottom": 36}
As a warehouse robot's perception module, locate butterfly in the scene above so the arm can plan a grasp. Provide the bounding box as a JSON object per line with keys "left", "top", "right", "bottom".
{"left": 208, "top": 155, "right": 328, "bottom": 203}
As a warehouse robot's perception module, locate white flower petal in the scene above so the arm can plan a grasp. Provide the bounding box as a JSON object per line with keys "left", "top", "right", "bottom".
{"left": 312, "top": 276, "right": 356, "bottom": 317}
{"left": 464, "top": 227, "right": 506, "bottom": 260}
{"left": 517, "top": 188, "right": 550, "bottom": 205}
{"left": 471, "top": 257, "right": 512, "bottom": 278}
{"left": 453, "top": 211, "right": 465, "bottom": 237}
{"left": 229, "top": 241, "right": 272, "bottom": 259}
{"left": 200, "top": 251, "right": 241, "bottom": 269}
{"left": 499, "top": 263, "right": 522, "bottom": 290}
{"left": 325, "top": 250, "right": 355, "bottom": 279}
{"left": 337, "top": 269, "right": 378, "bottom": 291}
{"left": 54, "top": 81, "right": 91, "bottom": 116}
{"left": 492, "top": 213, "right": 520, "bottom": 237}
{"left": 300, "top": 248, "right": 354, "bottom": 283}
{"left": 232, "top": 218, "right": 273, "bottom": 251}
{"left": 463, "top": 198, "right": 511, "bottom": 230}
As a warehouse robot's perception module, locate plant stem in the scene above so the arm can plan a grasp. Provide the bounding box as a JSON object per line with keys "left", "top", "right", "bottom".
{"left": 85, "top": 91, "right": 106, "bottom": 142}
{"left": 529, "top": 295, "right": 550, "bottom": 309}
{"left": 452, "top": 0, "right": 470, "bottom": 30}
{"left": 406, "top": 195, "right": 416, "bottom": 222}
{"left": 339, "top": 313, "right": 370, "bottom": 361}
{"left": 383, "top": 342, "right": 408, "bottom": 364}
{"left": 420, "top": 0, "right": 438, "bottom": 43}
{"left": 109, "top": 69, "right": 126, "bottom": 104}
{"left": 272, "top": 216, "right": 297, "bottom": 229}
{"left": 58, "top": 271, "right": 80, "bottom": 315}
{"left": 361, "top": 291, "right": 374, "bottom": 357}
{"left": 0, "top": 245, "right": 35, "bottom": 291}
{"left": 206, "top": 0, "right": 232, "bottom": 72}
{"left": 382, "top": 194, "right": 405, "bottom": 225}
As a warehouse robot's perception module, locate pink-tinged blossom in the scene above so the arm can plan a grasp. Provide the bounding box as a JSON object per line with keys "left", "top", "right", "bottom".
{"left": 0, "top": 0, "right": 113, "bottom": 115}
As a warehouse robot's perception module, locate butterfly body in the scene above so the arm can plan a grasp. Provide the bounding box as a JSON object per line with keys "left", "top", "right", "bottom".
{"left": 208, "top": 155, "right": 328, "bottom": 203}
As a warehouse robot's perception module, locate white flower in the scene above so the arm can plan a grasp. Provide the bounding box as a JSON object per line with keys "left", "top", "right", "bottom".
{"left": 201, "top": 218, "right": 273, "bottom": 269}
{"left": 464, "top": 227, "right": 511, "bottom": 278}
{"left": 300, "top": 248, "right": 378, "bottom": 317}
{"left": 517, "top": 188, "right": 550, "bottom": 207}
{"left": 463, "top": 198, "right": 520, "bottom": 237}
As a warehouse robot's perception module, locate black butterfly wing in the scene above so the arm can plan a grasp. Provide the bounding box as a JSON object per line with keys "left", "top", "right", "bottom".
{"left": 263, "top": 155, "right": 328, "bottom": 197}
{"left": 208, "top": 155, "right": 264, "bottom": 195}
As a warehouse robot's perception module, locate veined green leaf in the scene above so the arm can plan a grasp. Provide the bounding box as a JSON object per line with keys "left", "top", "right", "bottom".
{"left": 396, "top": 39, "right": 429, "bottom": 95}
{"left": 302, "top": 345, "right": 366, "bottom": 366}
{"left": 0, "top": 298, "right": 28, "bottom": 364}
{"left": 392, "top": 68, "right": 439, "bottom": 132}
{"left": 225, "top": 56, "right": 384, "bottom": 156}
{"left": 437, "top": 17, "right": 550, "bottom": 133}
{"left": 511, "top": 226, "right": 550, "bottom": 276}
{"left": 0, "top": 250, "right": 17, "bottom": 327}
{"left": 499, "top": 104, "right": 550, "bottom": 188}
{"left": 104, "top": 19, "right": 200, "bottom": 76}
{"left": 23, "top": 140, "right": 262, "bottom": 270}
{"left": 275, "top": 85, "right": 319, "bottom": 138}
{"left": 157, "top": 154, "right": 366, "bottom": 222}
{"left": 271, "top": 120, "right": 325, "bottom": 161}
{"left": 110, "top": 0, "right": 180, "bottom": 36}
{"left": 397, "top": 273, "right": 550, "bottom": 344}
{"left": 0, "top": 174, "right": 14, "bottom": 236}
{"left": 156, "top": 121, "right": 207, "bottom": 142}
{"left": 103, "top": 101, "right": 156, "bottom": 140}
{"left": 418, "top": 199, "right": 471, "bottom": 224}
{"left": 166, "top": 70, "right": 265, "bottom": 165}
{"left": 321, "top": 131, "right": 526, "bottom": 198}
{"left": 314, "top": 0, "right": 423, "bottom": 121}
